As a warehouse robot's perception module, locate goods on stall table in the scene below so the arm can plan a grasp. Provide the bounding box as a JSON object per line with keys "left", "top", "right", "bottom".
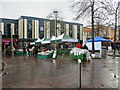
{"left": 70, "top": 48, "right": 90, "bottom": 60}
{"left": 70, "top": 53, "right": 85, "bottom": 60}
{"left": 58, "top": 49, "right": 70, "bottom": 56}
{"left": 16, "top": 49, "right": 24, "bottom": 55}
{"left": 37, "top": 50, "right": 53, "bottom": 59}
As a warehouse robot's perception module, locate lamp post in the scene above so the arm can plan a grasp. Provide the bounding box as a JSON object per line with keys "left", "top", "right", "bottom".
{"left": 53, "top": 10, "right": 58, "bottom": 59}
{"left": 53, "top": 10, "right": 58, "bottom": 37}
{"left": 53, "top": 10, "right": 58, "bottom": 46}
{"left": 11, "top": 24, "right": 14, "bottom": 60}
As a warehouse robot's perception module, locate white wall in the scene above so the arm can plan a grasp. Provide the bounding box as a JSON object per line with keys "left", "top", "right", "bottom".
{"left": 11, "top": 23, "right": 14, "bottom": 35}
{"left": 18, "top": 19, "right": 23, "bottom": 39}
{"left": 0, "top": 23, "right": 4, "bottom": 35}
{"left": 24, "top": 19, "right": 27, "bottom": 39}
{"left": 46, "top": 21, "right": 50, "bottom": 38}
{"left": 80, "top": 25, "right": 83, "bottom": 40}
{"left": 65, "top": 24, "right": 69, "bottom": 36}
{"left": 72, "top": 25, "right": 77, "bottom": 39}
{"left": 35, "top": 20, "right": 39, "bottom": 39}
{"left": 32, "top": 20, "right": 35, "bottom": 39}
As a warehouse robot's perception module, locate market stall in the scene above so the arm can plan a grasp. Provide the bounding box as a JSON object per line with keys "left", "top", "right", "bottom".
{"left": 52, "top": 33, "right": 78, "bottom": 55}
{"left": 55, "top": 33, "right": 78, "bottom": 43}
{"left": 86, "top": 36, "right": 110, "bottom": 58}
{"left": 70, "top": 47, "right": 90, "bottom": 60}
{"left": 16, "top": 49, "right": 33, "bottom": 55}
{"left": 30, "top": 38, "right": 43, "bottom": 45}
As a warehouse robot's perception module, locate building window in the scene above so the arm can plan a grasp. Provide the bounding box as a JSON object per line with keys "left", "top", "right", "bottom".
{"left": 28, "top": 22, "right": 32, "bottom": 38}
{"left": 69, "top": 25, "right": 72, "bottom": 37}
{"left": 4, "top": 23, "right": 11, "bottom": 38}
{"left": 40, "top": 26, "right": 44, "bottom": 31}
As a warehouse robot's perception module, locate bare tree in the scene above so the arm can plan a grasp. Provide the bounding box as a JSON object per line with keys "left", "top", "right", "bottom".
{"left": 94, "top": 8, "right": 110, "bottom": 36}
{"left": 71, "top": 0, "right": 104, "bottom": 54}
{"left": 100, "top": 1, "right": 120, "bottom": 58}
{"left": 47, "top": 9, "right": 64, "bottom": 37}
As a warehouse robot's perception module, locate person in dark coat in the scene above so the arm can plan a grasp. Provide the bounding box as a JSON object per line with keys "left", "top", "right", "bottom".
{"left": 23, "top": 46, "right": 26, "bottom": 55}
{"left": 26, "top": 45, "right": 30, "bottom": 56}
{"left": 82, "top": 44, "right": 88, "bottom": 50}
{"left": 6, "top": 46, "right": 11, "bottom": 56}
{"left": 34, "top": 45, "right": 39, "bottom": 56}
{"left": 116, "top": 44, "right": 120, "bottom": 54}
{"left": 76, "top": 43, "right": 82, "bottom": 48}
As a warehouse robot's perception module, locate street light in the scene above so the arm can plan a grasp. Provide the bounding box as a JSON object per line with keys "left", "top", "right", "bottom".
{"left": 11, "top": 24, "right": 14, "bottom": 60}
{"left": 53, "top": 10, "right": 58, "bottom": 59}
{"left": 53, "top": 10, "right": 58, "bottom": 39}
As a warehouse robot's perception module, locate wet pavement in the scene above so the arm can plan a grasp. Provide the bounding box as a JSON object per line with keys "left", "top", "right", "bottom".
{"left": 2, "top": 54, "right": 119, "bottom": 88}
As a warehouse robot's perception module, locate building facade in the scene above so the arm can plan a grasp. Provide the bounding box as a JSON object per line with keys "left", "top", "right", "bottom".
{"left": 83, "top": 25, "right": 115, "bottom": 40}
{"left": 0, "top": 18, "right": 18, "bottom": 39}
{"left": 0, "top": 16, "right": 83, "bottom": 48}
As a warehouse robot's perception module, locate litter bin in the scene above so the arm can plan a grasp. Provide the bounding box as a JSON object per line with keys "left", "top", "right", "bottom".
{"left": 102, "top": 46, "right": 107, "bottom": 58}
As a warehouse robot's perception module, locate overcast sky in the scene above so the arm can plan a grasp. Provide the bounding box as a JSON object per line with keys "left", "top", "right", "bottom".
{"left": 0, "top": 0, "right": 86, "bottom": 24}
{"left": 0, "top": 0, "right": 119, "bottom": 26}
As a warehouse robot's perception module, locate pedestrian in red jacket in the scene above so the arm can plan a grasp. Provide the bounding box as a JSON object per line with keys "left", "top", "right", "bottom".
{"left": 76, "top": 43, "right": 82, "bottom": 48}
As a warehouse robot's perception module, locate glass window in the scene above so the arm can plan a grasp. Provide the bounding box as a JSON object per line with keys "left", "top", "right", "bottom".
{"left": 40, "top": 26, "right": 44, "bottom": 31}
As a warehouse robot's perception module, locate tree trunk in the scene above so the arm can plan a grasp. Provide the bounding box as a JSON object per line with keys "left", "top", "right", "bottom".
{"left": 113, "top": 9, "right": 118, "bottom": 59}
{"left": 92, "top": 1, "right": 95, "bottom": 54}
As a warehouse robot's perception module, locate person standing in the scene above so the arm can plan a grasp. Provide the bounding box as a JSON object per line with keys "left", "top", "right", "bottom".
{"left": 23, "top": 46, "right": 26, "bottom": 55}
{"left": 6, "top": 46, "right": 11, "bottom": 56}
{"left": 31, "top": 46, "right": 35, "bottom": 56}
{"left": 26, "top": 45, "right": 30, "bottom": 56}
{"left": 34, "top": 45, "right": 39, "bottom": 56}
{"left": 116, "top": 44, "right": 120, "bottom": 54}
{"left": 76, "top": 43, "right": 82, "bottom": 48}
{"left": 81, "top": 44, "right": 88, "bottom": 50}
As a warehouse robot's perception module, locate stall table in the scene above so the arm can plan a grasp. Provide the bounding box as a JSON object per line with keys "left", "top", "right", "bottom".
{"left": 37, "top": 51, "right": 53, "bottom": 59}
{"left": 70, "top": 53, "right": 85, "bottom": 60}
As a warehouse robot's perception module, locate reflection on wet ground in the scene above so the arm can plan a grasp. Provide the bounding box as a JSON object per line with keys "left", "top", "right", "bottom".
{"left": 2, "top": 55, "right": 119, "bottom": 88}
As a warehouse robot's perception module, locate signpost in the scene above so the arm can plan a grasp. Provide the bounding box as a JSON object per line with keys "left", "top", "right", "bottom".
{"left": 78, "top": 59, "right": 81, "bottom": 89}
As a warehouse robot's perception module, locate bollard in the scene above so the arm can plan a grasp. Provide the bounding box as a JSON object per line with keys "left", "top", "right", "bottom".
{"left": 78, "top": 59, "right": 81, "bottom": 89}
{"left": 52, "top": 59, "right": 57, "bottom": 68}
